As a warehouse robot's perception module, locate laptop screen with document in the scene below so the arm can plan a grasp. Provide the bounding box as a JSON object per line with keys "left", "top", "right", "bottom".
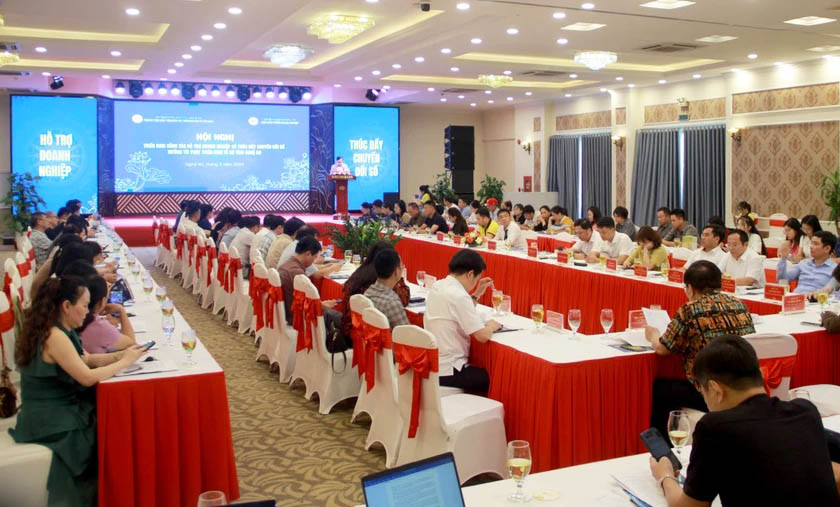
{"left": 361, "top": 453, "right": 464, "bottom": 507}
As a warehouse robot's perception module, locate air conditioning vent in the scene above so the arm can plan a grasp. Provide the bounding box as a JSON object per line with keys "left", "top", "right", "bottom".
{"left": 442, "top": 88, "right": 478, "bottom": 94}
{"left": 641, "top": 43, "right": 700, "bottom": 53}
{"left": 0, "top": 42, "right": 20, "bottom": 51}
{"left": 520, "top": 70, "right": 568, "bottom": 77}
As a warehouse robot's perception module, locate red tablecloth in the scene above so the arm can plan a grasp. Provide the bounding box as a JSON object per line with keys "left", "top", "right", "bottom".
{"left": 97, "top": 372, "right": 240, "bottom": 507}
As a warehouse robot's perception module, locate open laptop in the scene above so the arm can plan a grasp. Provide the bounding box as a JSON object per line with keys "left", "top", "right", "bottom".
{"left": 361, "top": 453, "right": 465, "bottom": 507}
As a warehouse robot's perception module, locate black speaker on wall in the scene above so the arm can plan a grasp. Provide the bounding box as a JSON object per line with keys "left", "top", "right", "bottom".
{"left": 451, "top": 170, "right": 474, "bottom": 195}
{"left": 445, "top": 125, "right": 475, "bottom": 172}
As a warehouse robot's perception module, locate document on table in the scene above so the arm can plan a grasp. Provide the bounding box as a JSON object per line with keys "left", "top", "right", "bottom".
{"left": 620, "top": 329, "right": 652, "bottom": 348}
{"left": 642, "top": 308, "right": 671, "bottom": 334}
{"left": 115, "top": 359, "right": 178, "bottom": 377}
{"left": 612, "top": 472, "right": 722, "bottom": 507}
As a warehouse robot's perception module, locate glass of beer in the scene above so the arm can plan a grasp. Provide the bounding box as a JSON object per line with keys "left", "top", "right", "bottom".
{"left": 492, "top": 289, "right": 504, "bottom": 315}
{"left": 344, "top": 250, "right": 353, "bottom": 264}
{"left": 599, "top": 253, "right": 607, "bottom": 269}
{"left": 181, "top": 328, "right": 197, "bottom": 367}
{"left": 531, "top": 304, "right": 544, "bottom": 332}
{"left": 506, "top": 440, "right": 532, "bottom": 503}
{"left": 668, "top": 410, "right": 691, "bottom": 463}
{"left": 817, "top": 292, "right": 829, "bottom": 311}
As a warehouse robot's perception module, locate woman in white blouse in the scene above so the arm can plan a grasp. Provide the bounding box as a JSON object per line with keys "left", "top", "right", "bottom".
{"left": 736, "top": 216, "right": 766, "bottom": 256}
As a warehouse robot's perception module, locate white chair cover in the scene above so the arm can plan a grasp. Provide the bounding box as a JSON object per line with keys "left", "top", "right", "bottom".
{"left": 211, "top": 242, "right": 230, "bottom": 316}
{"left": 200, "top": 237, "right": 217, "bottom": 310}
{"left": 267, "top": 268, "right": 297, "bottom": 384}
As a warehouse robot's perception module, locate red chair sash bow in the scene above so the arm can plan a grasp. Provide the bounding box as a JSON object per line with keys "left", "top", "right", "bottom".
{"left": 758, "top": 356, "right": 797, "bottom": 395}
{"left": 351, "top": 311, "right": 366, "bottom": 378}
{"left": 187, "top": 236, "right": 198, "bottom": 267}
{"left": 27, "top": 248, "right": 35, "bottom": 264}
{"left": 175, "top": 233, "right": 187, "bottom": 260}
{"left": 152, "top": 221, "right": 159, "bottom": 242}
{"left": 263, "top": 286, "right": 284, "bottom": 329}
{"left": 393, "top": 343, "right": 439, "bottom": 438}
{"left": 195, "top": 246, "right": 206, "bottom": 276}
{"left": 216, "top": 253, "right": 229, "bottom": 287}
{"left": 2, "top": 273, "right": 21, "bottom": 306}
{"left": 364, "top": 325, "right": 392, "bottom": 393}
{"left": 249, "top": 276, "right": 270, "bottom": 331}
{"left": 769, "top": 219, "right": 786, "bottom": 228}
{"left": 224, "top": 257, "right": 242, "bottom": 293}
{"left": 16, "top": 261, "right": 30, "bottom": 278}
{"left": 159, "top": 225, "right": 172, "bottom": 248}
{"left": 206, "top": 247, "right": 217, "bottom": 286}
{"left": 0, "top": 306, "right": 14, "bottom": 334}
{"left": 292, "top": 290, "right": 322, "bottom": 352}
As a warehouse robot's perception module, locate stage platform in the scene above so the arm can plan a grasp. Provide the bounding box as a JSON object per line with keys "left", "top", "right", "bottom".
{"left": 104, "top": 214, "right": 346, "bottom": 247}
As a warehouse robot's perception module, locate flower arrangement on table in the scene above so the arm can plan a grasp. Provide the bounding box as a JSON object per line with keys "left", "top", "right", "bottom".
{"left": 463, "top": 231, "right": 485, "bottom": 247}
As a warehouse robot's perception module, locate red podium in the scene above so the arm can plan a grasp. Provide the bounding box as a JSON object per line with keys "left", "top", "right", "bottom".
{"left": 330, "top": 174, "right": 355, "bottom": 219}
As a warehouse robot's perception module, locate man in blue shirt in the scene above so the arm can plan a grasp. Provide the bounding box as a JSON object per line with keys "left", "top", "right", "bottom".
{"left": 777, "top": 230, "right": 837, "bottom": 293}
{"left": 458, "top": 197, "right": 471, "bottom": 218}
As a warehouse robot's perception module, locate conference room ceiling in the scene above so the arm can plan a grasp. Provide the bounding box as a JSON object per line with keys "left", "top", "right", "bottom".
{"left": 0, "top": 0, "right": 838, "bottom": 107}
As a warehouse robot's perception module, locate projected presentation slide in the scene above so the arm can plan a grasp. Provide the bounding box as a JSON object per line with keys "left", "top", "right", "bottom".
{"left": 113, "top": 101, "right": 310, "bottom": 193}
{"left": 11, "top": 95, "right": 99, "bottom": 213}
{"left": 334, "top": 106, "right": 399, "bottom": 210}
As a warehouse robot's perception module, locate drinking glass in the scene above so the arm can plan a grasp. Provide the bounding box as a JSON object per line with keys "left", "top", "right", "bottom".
{"left": 417, "top": 270, "right": 426, "bottom": 287}
{"left": 131, "top": 261, "right": 141, "bottom": 280}
{"left": 325, "top": 245, "right": 334, "bottom": 259}
{"left": 142, "top": 277, "right": 154, "bottom": 301}
{"left": 162, "top": 314, "right": 176, "bottom": 348}
{"left": 568, "top": 309, "right": 582, "bottom": 340}
{"left": 181, "top": 329, "right": 197, "bottom": 367}
{"left": 600, "top": 308, "right": 614, "bottom": 339}
{"left": 790, "top": 389, "right": 810, "bottom": 401}
{"left": 667, "top": 410, "right": 691, "bottom": 462}
{"left": 531, "top": 304, "right": 544, "bottom": 332}
{"left": 344, "top": 249, "right": 353, "bottom": 264}
{"left": 352, "top": 254, "right": 361, "bottom": 266}
{"left": 501, "top": 295, "right": 512, "bottom": 316}
{"left": 155, "top": 286, "right": 167, "bottom": 304}
{"left": 126, "top": 254, "right": 136, "bottom": 269}
{"left": 196, "top": 491, "right": 227, "bottom": 507}
{"left": 492, "top": 289, "right": 504, "bottom": 316}
{"left": 506, "top": 440, "right": 532, "bottom": 503}
{"left": 817, "top": 292, "right": 829, "bottom": 311}
{"left": 599, "top": 253, "right": 607, "bottom": 270}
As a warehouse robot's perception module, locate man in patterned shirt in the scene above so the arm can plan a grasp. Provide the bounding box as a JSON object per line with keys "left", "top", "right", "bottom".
{"left": 363, "top": 249, "right": 409, "bottom": 329}
{"left": 645, "top": 260, "right": 755, "bottom": 435}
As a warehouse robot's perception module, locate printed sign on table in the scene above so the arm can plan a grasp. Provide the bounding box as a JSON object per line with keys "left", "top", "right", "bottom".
{"left": 764, "top": 284, "right": 785, "bottom": 301}
{"left": 634, "top": 265, "right": 648, "bottom": 278}
{"left": 721, "top": 278, "right": 736, "bottom": 293}
{"left": 546, "top": 310, "right": 564, "bottom": 331}
{"left": 606, "top": 258, "right": 617, "bottom": 271}
{"left": 628, "top": 310, "right": 647, "bottom": 329}
{"left": 436, "top": 232, "right": 444, "bottom": 241}
{"left": 528, "top": 245, "right": 538, "bottom": 258}
{"left": 454, "top": 235, "right": 462, "bottom": 245}
{"left": 668, "top": 269, "right": 684, "bottom": 284}
{"left": 557, "top": 251, "right": 569, "bottom": 264}
{"left": 488, "top": 240, "right": 497, "bottom": 251}
{"left": 782, "top": 293, "right": 805, "bottom": 314}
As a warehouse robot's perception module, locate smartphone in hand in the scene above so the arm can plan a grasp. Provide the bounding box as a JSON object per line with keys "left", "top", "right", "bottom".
{"left": 640, "top": 427, "right": 682, "bottom": 471}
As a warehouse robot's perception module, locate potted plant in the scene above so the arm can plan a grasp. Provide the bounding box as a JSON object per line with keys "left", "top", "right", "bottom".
{"left": 431, "top": 171, "right": 458, "bottom": 204}
{"left": 821, "top": 169, "right": 840, "bottom": 234}
{"left": 327, "top": 218, "right": 401, "bottom": 261}
{"left": 3, "top": 173, "right": 46, "bottom": 235}
{"left": 476, "top": 175, "right": 506, "bottom": 204}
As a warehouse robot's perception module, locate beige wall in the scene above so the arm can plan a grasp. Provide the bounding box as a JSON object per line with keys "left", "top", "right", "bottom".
{"left": 481, "top": 107, "right": 515, "bottom": 186}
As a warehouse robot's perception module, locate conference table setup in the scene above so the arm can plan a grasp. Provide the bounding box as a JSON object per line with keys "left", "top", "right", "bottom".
{"left": 319, "top": 230, "right": 840, "bottom": 474}
{"left": 93, "top": 227, "right": 239, "bottom": 507}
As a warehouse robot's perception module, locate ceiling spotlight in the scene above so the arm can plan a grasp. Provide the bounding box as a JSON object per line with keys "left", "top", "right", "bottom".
{"left": 506, "top": 96, "right": 513, "bottom": 101}
{"left": 415, "top": 56, "right": 425, "bottom": 62}
{"left": 525, "top": 91, "right": 532, "bottom": 96}
{"left": 303, "top": 90, "right": 312, "bottom": 100}
{"left": 553, "top": 11, "right": 567, "bottom": 19}
{"left": 488, "top": 100, "right": 495, "bottom": 104}
{"left": 170, "top": 84, "right": 181, "bottom": 96}
{"left": 167, "top": 69, "right": 176, "bottom": 74}
{"left": 278, "top": 88, "right": 288, "bottom": 99}
{"left": 225, "top": 85, "right": 235, "bottom": 98}
{"left": 628, "top": 83, "right": 635, "bottom": 88}
{"left": 372, "top": 70, "right": 381, "bottom": 75}
{"left": 174, "top": 62, "right": 184, "bottom": 67}
{"left": 458, "top": 94, "right": 465, "bottom": 99}
{"left": 581, "top": 3, "right": 595, "bottom": 9}
{"left": 101, "top": 74, "right": 110, "bottom": 79}
{"left": 557, "top": 38, "right": 568, "bottom": 45}
{"left": 333, "top": 84, "right": 342, "bottom": 88}
{"left": 382, "top": 85, "right": 390, "bottom": 90}
{"left": 110, "top": 50, "right": 122, "bottom": 57}
{"left": 253, "top": 86, "right": 262, "bottom": 98}
{"left": 470, "top": 38, "right": 482, "bottom": 44}
{"left": 211, "top": 86, "right": 221, "bottom": 97}
{"left": 160, "top": 78, "right": 168, "bottom": 81}
{"left": 198, "top": 85, "right": 208, "bottom": 96}
{"left": 182, "top": 54, "right": 192, "bottom": 60}
{"left": 484, "top": 90, "right": 492, "bottom": 95}
{"left": 224, "top": 79, "right": 232, "bottom": 83}
{"left": 503, "top": 70, "right": 512, "bottom": 75}
{"left": 470, "top": 103, "right": 476, "bottom": 107}
{"left": 747, "top": 53, "right": 758, "bottom": 59}
{"left": 34, "top": 46, "right": 47, "bottom": 53}
{"left": 125, "top": 7, "right": 140, "bottom": 15}
{"left": 366, "top": 0, "right": 379, "bottom": 3}
{"left": 191, "top": 45, "right": 202, "bottom": 51}
{"left": 569, "top": 73, "right": 578, "bottom": 78}
{"left": 276, "top": 81, "right": 284, "bottom": 85}
{"left": 440, "top": 98, "right": 447, "bottom": 102}
{"left": 354, "top": 76, "right": 363, "bottom": 81}
{"left": 392, "top": 63, "right": 402, "bottom": 69}
{"left": 456, "top": 2, "right": 470, "bottom": 10}
{"left": 41, "top": 71, "right": 51, "bottom": 76}
{"left": 615, "top": 76, "right": 623, "bottom": 81}
{"left": 693, "top": 73, "right": 701, "bottom": 78}
{"left": 143, "top": 82, "right": 154, "bottom": 95}
{"left": 658, "top": 79, "right": 667, "bottom": 84}
{"left": 600, "top": 87, "right": 607, "bottom": 92}
{"left": 266, "top": 87, "right": 276, "bottom": 98}
{"left": 441, "top": 48, "right": 452, "bottom": 54}
{"left": 214, "top": 22, "right": 227, "bottom": 30}
{"left": 450, "top": 67, "right": 460, "bottom": 72}
{"left": 507, "top": 28, "right": 519, "bottom": 35}
{"left": 201, "top": 34, "right": 213, "bottom": 41}
{"left": 427, "top": 87, "right": 435, "bottom": 91}
{"left": 115, "top": 81, "right": 126, "bottom": 94}
{"left": 158, "top": 84, "right": 168, "bottom": 95}
{"left": 228, "top": 7, "right": 242, "bottom": 15}
{"left": 565, "top": 93, "right": 572, "bottom": 97}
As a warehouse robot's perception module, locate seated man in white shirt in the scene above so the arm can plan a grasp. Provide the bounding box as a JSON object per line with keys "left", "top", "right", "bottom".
{"left": 570, "top": 219, "right": 602, "bottom": 261}
{"left": 229, "top": 216, "right": 261, "bottom": 278}
{"left": 177, "top": 201, "right": 202, "bottom": 235}
{"left": 588, "top": 217, "right": 633, "bottom": 264}
{"left": 686, "top": 224, "right": 726, "bottom": 267}
{"left": 276, "top": 226, "right": 341, "bottom": 279}
{"left": 425, "top": 249, "right": 501, "bottom": 393}
{"left": 496, "top": 209, "right": 527, "bottom": 249}
{"left": 717, "top": 230, "right": 765, "bottom": 287}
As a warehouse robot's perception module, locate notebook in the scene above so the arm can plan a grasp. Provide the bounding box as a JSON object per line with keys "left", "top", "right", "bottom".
{"left": 361, "top": 453, "right": 464, "bottom": 507}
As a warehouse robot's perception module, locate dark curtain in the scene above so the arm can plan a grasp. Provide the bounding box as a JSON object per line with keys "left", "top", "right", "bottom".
{"left": 547, "top": 135, "right": 579, "bottom": 214}
{"left": 630, "top": 129, "right": 680, "bottom": 226}
{"left": 582, "top": 133, "right": 612, "bottom": 217}
{"left": 684, "top": 125, "right": 725, "bottom": 229}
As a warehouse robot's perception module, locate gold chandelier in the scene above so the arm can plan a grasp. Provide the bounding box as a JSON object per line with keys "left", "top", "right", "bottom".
{"left": 0, "top": 51, "right": 20, "bottom": 66}
{"left": 478, "top": 74, "right": 513, "bottom": 88}
{"left": 307, "top": 14, "right": 375, "bottom": 44}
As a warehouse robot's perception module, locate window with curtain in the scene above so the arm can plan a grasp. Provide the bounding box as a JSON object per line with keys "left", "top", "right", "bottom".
{"left": 547, "top": 135, "right": 579, "bottom": 217}
{"left": 547, "top": 132, "right": 611, "bottom": 218}
{"left": 684, "top": 125, "right": 726, "bottom": 229}
{"left": 581, "top": 133, "right": 612, "bottom": 217}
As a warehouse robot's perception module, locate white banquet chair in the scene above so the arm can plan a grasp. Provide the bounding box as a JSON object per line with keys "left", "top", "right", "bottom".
{"left": 181, "top": 229, "right": 197, "bottom": 291}
{"left": 200, "top": 237, "right": 217, "bottom": 310}
{"left": 267, "top": 268, "right": 297, "bottom": 384}
{"left": 228, "top": 247, "right": 253, "bottom": 334}
{"left": 391, "top": 324, "right": 507, "bottom": 484}
{"left": 191, "top": 233, "right": 206, "bottom": 297}
{"left": 2, "top": 258, "right": 23, "bottom": 313}
{"left": 15, "top": 251, "right": 33, "bottom": 305}
{"left": 253, "top": 263, "right": 277, "bottom": 363}
{"left": 768, "top": 213, "right": 788, "bottom": 239}
{"left": 289, "top": 274, "right": 360, "bottom": 414}
{"left": 211, "top": 242, "right": 230, "bottom": 316}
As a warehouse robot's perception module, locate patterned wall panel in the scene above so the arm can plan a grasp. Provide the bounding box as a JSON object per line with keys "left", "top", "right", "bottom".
{"left": 533, "top": 140, "right": 541, "bottom": 192}
{"left": 615, "top": 143, "right": 627, "bottom": 207}
{"left": 732, "top": 83, "right": 839, "bottom": 114}
{"left": 644, "top": 98, "right": 725, "bottom": 124}
{"left": 115, "top": 191, "right": 310, "bottom": 215}
{"left": 732, "top": 121, "right": 839, "bottom": 219}
{"left": 309, "top": 104, "right": 335, "bottom": 214}
{"left": 533, "top": 117, "right": 541, "bottom": 133}
{"left": 555, "top": 110, "right": 611, "bottom": 131}
{"left": 615, "top": 107, "right": 626, "bottom": 126}
{"left": 97, "top": 99, "right": 116, "bottom": 215}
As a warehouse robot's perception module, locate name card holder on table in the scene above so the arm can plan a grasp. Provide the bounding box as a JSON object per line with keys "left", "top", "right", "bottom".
{"left": 721, "top": 277, "right": 736, "bottom": 294}
{"left": 606, "top": 258, "right": 617, "bottom": 271}
{"left": 526, "top": 238, "right": 538, "bottom": 251}
{"left": 436, "top": 232, "right": 444, "bottom": 241}
{"left": 557, "top": 251, "right": 569, "bottom": 264}
{"left": 764, "top": 283, "right": 786, "bottom": 301}
{"left": 546, "top": 310, "right": 564, "bottom": 332}
{"left": 667, "top": 269, "right": 684, "bottom": 284}
{"left": 634, "top": 265, "right": 648, "bottom": 278}
{"left": 454, "top": 235, "right": 462, "bottom": 245}
{"left": 488, "top": 240, "right": 497, "bottom": 251}
{"left": 782, "top": 293, "right": 805, "bottom": 314}
{"left": 628, "top": 310, "right": 647, "bottom": 329}
{"left": 528, "top": 245, "right": 538, "bottom": 258}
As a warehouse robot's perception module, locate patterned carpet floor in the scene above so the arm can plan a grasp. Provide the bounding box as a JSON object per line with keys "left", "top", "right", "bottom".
{"left": 135, "top": 248, "right": 384, "bottom": 506}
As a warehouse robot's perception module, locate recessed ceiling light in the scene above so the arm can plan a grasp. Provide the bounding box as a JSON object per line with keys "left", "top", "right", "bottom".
{"left": 641, "top": 0, "right": 695, "bottom": 9}
{"left": 456, "top": 2, "right": 470, "bottom": 10}
{"left": 392, "top": 63, "right": 402, "bottom": 69}
{"left": 507, "top": 28, "right": 519, "bottom": 35}
{"left": 557, "top": 38, "right": 568, "bottom": 45}
{"left": 731, "top": 68, "right": 742, "bottom": 72}
{"left": 506, "top": 96, "right": 513, "bottom": 101}
{"left": 615, "top": 76, "right": 623, "bottom": 81}
{"left": 458, "top": 94, "right": 465, "bottom": 99}
{"left": 182, "top": 53, "right": 192, "bottom": 60}
{"left": 201, "top": 34, "right": 214, "bottom": 41}
{"left": 174, "top": 62, "right": 184, "bottom": 67}
{"left": 553, "top": 12, "right": 567, "bottom": 19}
{"left": 470, "top": 103, "right": 477, "bottom": 107}
{"left": 427, "top": 87, "right": 435, "bottom": 91}
{"left": 227, "top": 7, "right": 242, "bottom": 15}
{"left": 562, "top": 22, "right": 605, "bottom": 31}
{"left": 569, "top": 73, "right": 578, "bottom": 78}
{"left": 747, "top": 53, "right": 758, "bottom": 59}
{"left": 503, "top": 70, "right": 512, "bottom": 75}
{"left": 525, "top": 91, "right": 532, "bottom": 96}
{"left": 125, "top": 7, "right": 140, "bottom": 16}
{"left": 441, "top": 48, "right": 452, "bottom": 54}
{"left": 581, "top": 3, "right": 595, "bottom": 9}
{"left": 565, "top": 93, "right": 572, "bottom": 97}
{"left": 214, "top": 22, "right": 227, "bottom": 29}
{"left": 440, "top": 98, "right": 447, "bottom": 102}
{"left": 110, "top": 50, "right": 122, "bottom": 57}
{"left": 41, "top": 71, "right": 50, "bottom": 76}
{"left": 658, "top": 79, "right": 667, "bottom": 84}
{"left": 785, "top": 16, "right": 835, "bottom": 26}
{"left": 355, "top": 76, "right": 363, "bottom": 81}
{"left": 485, "top": 90, "right": 492, "bottom": 94}
{"left": 34, "top": 46, "right": 46, "bottom": 53}
{"left": 450, "top": 67, "right": 460, "bottom": 72}
{"left": 275, "top": 81, "right": 283, "bottom": 85}
{"left": 488, "top": 99, "right": 495, "bottom": 103}
{"left": 167, "top": 69, "right": 176, "bottom": 74}
{"left": 695, "top": 35, "right": 737, "bottom": 43}
{"left": 628, "top": 83, "right": 635, "bottom": 88}
{"left": 415, "top": 56, "right": 425, "bottom": 62}
{"left": 808, "top": 45, "right": 840, "bottom": 52}
{"left": 471, "top": 38, "right": 482, "bottom": 44}
{"left": 693, "top": 73, "right": 701, "bottom": 78}
{"left": 101, "top": 74, "right": 110, "bottom": 79}
{"left": 191, "top": 45, "right": 202, "bottom": 51}
{"left": 366, "top": 0, "right": 379, "bottom": 3}
{"left": 382, "top": 85, "right": 390, "bottom": 90}
{"left": 334, "top": 83, "right": 342, "bottom": 87}
{"left": 600, "top": 87, "right": 607, "bottom": 92}
{"left": 773, "top": 62, "right": 785, "bottom": 66}
{"left": 372, "top": 70, "right": 381, "bottom": 75}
